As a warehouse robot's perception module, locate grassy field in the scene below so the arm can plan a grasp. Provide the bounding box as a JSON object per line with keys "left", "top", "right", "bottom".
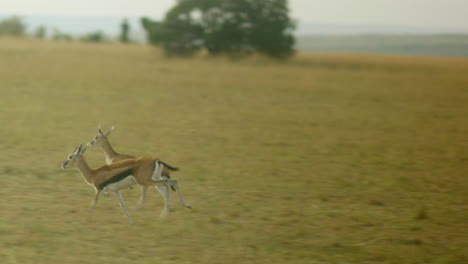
{"left": 0, "top": 37, "right": 467, "bottom": 264}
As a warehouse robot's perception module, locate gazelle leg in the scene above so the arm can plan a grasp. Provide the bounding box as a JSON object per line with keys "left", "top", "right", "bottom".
{"left": 155, "top": 184, "right": 172, "bottom": 219}
{"left": 115, "top": 191, "right": 134, "bottom": 225}
{"left": 170, "top": 180, "right": 192, "bottom": 209}
{"left": 138, "top": 178, "right": 171, "bottom": 218}
{"left": 89, "top": 190, "right": 102, "bottom": 211}
{"left": 158, "top": 185, "right": 172, "bottom": 209}
{"left": 136, "top": 186, "right": 149, "bottom": 210}
{"left": 87, "top": 190, "right": 102, "bottom": 222}
{"left": 164, "top": 184, "right": 172, "bottom": 211}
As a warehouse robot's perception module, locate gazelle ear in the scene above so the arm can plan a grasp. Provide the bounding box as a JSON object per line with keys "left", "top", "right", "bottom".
{"left": 106, "top": 126, "right": 114, "bottom": 137}
{"left": 75, "top": 144, "right": 83, "bottom": 155}
{"left": 72, "top": 145, "right": 80, "bottom": 153}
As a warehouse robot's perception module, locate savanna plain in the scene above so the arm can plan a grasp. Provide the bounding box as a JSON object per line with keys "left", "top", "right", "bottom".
{"left": 0, "top": 38, "right": 467, "bottom": 264}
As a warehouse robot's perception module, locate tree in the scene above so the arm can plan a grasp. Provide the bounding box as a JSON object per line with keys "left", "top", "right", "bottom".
{"left": 80, "top": 31, "right": 106, "bottom": 43}
{"left": 142, "top": 0, "right": 295, "bottom": 58}
{"left": 35, "top": 25, "right": 47, "bottom": 39}
{"left": 52, "top": 29, "right": 73, "bottom": 41}
{"left": 0, "top": 16, "right": 26, "bottom": 36}
{"left": 141, "top": 17, "right": 163, "bottom": 45}
{"left": 245, "top": 0, "right": 296, "bottom": 57}
{"left": 120, "top": 18, "right": 130, "bottom": 43}
{"left": 141, "top": 1, "right": 205, "bottom": 57}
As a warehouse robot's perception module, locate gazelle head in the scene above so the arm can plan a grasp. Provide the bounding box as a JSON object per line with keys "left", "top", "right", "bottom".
{"left": 89, "top": 125, "right": 114, "bottom": 147}
{"left": 62, "top": 144, "right": 88, "bottom": 169}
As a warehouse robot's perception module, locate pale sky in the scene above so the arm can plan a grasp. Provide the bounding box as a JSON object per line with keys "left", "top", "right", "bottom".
{"left": 2, "top": 0, "right": 468, "bottom": 31}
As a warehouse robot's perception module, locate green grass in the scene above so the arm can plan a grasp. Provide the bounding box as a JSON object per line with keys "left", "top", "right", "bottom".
{"left": 1, "top": 37, "right": 467, "bottom": 264}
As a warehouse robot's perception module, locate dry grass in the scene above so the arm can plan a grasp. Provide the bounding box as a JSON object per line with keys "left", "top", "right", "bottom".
{"left": 0, "top": 37, "right": 467, "bottom": 264}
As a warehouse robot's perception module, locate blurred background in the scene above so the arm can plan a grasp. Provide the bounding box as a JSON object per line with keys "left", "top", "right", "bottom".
{"left": 1, "top": 1, "right": 467, "bottom": 264}
{"left": 1, "top": 0, "right": 468, "bottom": 56}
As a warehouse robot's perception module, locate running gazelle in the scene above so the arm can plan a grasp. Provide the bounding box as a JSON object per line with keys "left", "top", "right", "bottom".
{"left": 88, "top": 126, "right": 176, "bottom": 208}
{"left": 61, "top": 144, "right": 192, "bottom": 224}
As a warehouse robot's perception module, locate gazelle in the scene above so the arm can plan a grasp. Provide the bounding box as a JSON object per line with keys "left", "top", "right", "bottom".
{"left": 88, "top": 126, "right": 176, "bottom": 208}
{"left": 61, "top": 144, "right": 192, "bottom": 224}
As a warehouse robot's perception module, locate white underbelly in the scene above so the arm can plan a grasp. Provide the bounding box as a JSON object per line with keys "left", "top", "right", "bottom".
{"left": 103, "top": 176, "right": 137, "bottom": 193}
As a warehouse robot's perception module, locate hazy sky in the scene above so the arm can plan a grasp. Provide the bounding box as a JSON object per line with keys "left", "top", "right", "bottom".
{"left": 2, "top": 0, "right": 468, "bottom": 30}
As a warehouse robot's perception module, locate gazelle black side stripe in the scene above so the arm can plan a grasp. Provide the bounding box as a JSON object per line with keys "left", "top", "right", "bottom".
{"left": 99, "top": 169, "right": 134, "bottom": 190}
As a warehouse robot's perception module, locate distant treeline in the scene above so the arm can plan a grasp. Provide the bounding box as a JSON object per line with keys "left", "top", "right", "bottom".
{"left": 0, "top": 16, "right": 27, "bottom": 36}
{"left": 0, "top": 0, "right": 296, "bottom": 58}
{"left": 141, "top": 0, "right": 295, "bottom": 58}
{"left": 0, "top": 16, "right": 113, "bottom": 42}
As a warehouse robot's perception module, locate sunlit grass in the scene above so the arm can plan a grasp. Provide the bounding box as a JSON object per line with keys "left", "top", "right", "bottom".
{"left": 0, "top": 37, "right": 467, "bottom": 264}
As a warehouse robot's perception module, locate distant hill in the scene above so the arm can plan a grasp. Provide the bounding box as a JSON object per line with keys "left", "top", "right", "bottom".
{"left": 2, "top": 14, "right": 468, "bottom": 57}
{"left": 296, "top": 35, "right": 468, "bottom": 57}
{"left": 296, "top": 22, "right": 468, "bottom": 35}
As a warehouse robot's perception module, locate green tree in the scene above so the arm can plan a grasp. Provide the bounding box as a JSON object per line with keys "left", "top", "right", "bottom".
{"left": 35, "top": 25, "right": 47, "bottom": 39}
{"left": 0, "top": 16, "right": 27, "bottom": 36}
{"left": 52, "top": 29, "right": 73, "bottom": 41}
{"left": 142, "top": 1, "right": 205, "bottom": 56}
{"left": 80, "top": 31, "right": 106, "bottom": 43}
{"left": 141, "top": 17, "right": 163, "bottom": 45}
{"left": 120, "top": 18, "right": 130, "bottom": 43}
{"left": 142, "top": 0, "right": 295, "bottom": 58}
